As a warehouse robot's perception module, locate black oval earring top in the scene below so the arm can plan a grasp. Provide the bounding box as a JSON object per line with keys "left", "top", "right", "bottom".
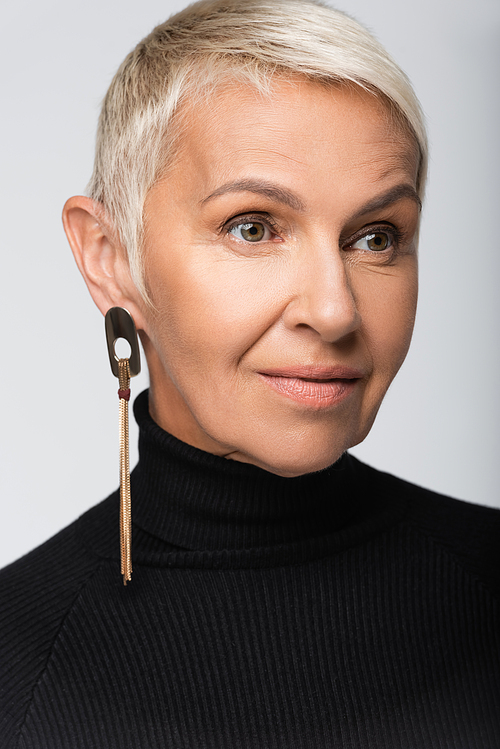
{"left": 105, "top": 307, "right": 141, "bottom": 378}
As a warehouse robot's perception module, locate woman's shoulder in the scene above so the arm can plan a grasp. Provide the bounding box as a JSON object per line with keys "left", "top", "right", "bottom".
{"left": 0, "top": 500, "right": 111, "bottom": 743}
{"left": 0, "top": 492, "right": 115, "bottom": 601}
{"left": 353, "top": 456, "right": 500, "bottom": 601}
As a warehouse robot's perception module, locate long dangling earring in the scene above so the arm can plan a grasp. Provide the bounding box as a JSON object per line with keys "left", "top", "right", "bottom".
{"left": 105, "top": 307, "right": 141, "bottom": 585}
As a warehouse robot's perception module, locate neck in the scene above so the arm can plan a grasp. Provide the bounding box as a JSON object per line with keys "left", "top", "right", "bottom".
{"left": 131, "top": 390, "right": 364, "bottom": 551}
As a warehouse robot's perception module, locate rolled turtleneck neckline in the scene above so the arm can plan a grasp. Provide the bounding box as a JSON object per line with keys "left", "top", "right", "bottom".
{"left": 130, "top": 390, "right": 368, "bottom": 552}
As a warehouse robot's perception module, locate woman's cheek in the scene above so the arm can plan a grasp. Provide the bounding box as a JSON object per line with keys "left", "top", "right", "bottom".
{"left": 357, "top": 259, "right": 418, "bottom": 376}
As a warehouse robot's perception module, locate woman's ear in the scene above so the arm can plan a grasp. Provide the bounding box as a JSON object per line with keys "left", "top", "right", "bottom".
{"left": 62, "top": 196, "right": 147, "bottom": 330}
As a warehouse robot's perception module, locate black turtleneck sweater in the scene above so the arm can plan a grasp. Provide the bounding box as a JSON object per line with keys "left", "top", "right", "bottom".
{"left": 1, "top": 390, "right": 499, "bottom": 748}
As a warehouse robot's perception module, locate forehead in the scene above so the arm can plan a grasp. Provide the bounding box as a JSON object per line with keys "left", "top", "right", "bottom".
{"left": 156, "top": 78, "right": 419, "bottom": 212}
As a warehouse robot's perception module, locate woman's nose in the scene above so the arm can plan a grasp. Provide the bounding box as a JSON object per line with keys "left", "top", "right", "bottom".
{"left": 282, "top": 245, "right": 361, "bottom": 343}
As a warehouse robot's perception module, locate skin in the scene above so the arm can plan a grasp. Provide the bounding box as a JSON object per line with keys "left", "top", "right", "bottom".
{"left": 64, "top": 79, "right": 420, "bottom": 477}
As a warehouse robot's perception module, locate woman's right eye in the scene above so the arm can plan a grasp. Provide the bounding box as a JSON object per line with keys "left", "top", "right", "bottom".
{"left": 228, "top": 221, "right": 273, "bottom": 242}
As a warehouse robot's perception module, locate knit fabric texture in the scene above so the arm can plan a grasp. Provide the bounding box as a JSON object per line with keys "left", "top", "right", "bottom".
{"left": 1, "top": 390, "right": 499, "bottom": 748}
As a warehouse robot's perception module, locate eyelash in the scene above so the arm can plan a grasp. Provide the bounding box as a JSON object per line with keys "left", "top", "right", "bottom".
{"left": 222, "top": 213, "right": 281, "bottom": 239}
{"left": 343, "top": 224, "right": 406, "bottom": 255}
{"left": 222, "top": 214, "right": 407, "bottom": 256}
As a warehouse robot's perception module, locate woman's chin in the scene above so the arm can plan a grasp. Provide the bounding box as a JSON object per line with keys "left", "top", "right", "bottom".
{"left": 224, "top": 440, "right": 355, "bottom": 478}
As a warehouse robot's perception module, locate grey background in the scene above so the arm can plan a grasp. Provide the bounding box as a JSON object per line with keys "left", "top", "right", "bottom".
{"left": 1, "top": 0, "right": 499, "bottom": 569}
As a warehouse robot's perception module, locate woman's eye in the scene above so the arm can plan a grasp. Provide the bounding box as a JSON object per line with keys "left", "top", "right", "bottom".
{"left": 351, "top": 231, "right": 393, "bottom": 252}
{"left": 229, "top": 221, "right": 272, "bottom": 242}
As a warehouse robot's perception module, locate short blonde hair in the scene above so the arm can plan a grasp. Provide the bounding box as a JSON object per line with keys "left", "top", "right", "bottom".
{"left": 88, "top": 0, "right": 428, "bottom": 300}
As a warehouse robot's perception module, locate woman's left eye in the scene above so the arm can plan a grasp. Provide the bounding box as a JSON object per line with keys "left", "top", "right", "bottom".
{"left": 228, "top": 221, "right": 273, "bottom": 242}
{"left": 350, "top": 230, "right": 394, "bottom": 252}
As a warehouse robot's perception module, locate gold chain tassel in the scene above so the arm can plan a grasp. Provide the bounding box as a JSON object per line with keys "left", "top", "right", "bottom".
{"left": 118, "top": 358, "right": 132, "bottom": 585}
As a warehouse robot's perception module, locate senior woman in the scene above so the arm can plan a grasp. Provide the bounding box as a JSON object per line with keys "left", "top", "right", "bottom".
{"left": 1, "top": 0, "right": 499, "bottom": 746}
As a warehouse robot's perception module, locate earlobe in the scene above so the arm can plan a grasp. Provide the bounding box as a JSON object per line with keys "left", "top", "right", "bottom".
{"left": 62, "top": 196, "right": 146, "bottom": 330}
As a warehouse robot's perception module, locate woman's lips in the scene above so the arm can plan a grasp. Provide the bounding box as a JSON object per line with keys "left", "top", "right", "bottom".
{"left": 258, "top": 367, "right": 363, "bottom": 408}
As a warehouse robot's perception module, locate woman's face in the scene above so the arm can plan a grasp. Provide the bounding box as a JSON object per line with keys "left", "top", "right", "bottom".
{"left": 139, "top": 79, "right": 420, "bottom": 476}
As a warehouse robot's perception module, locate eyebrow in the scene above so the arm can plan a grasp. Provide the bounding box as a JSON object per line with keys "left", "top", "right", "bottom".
{"left": 350, "top": 184, "right": 422, "bottom": 221}
{"left": 200, "top": 179, "right": 421, "bottom": 217}
{"left": 201, "top": 179, "right": 306, "bottom": 212}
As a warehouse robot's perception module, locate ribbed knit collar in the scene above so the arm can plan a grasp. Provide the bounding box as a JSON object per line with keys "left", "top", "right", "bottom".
{"left": 130, "top": 390, "right": 366, "bottom": 552}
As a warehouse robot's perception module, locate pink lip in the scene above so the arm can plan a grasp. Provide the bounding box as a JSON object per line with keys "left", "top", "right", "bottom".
{"left": 258, "top": 366, "right": 363, "bottom": 408}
